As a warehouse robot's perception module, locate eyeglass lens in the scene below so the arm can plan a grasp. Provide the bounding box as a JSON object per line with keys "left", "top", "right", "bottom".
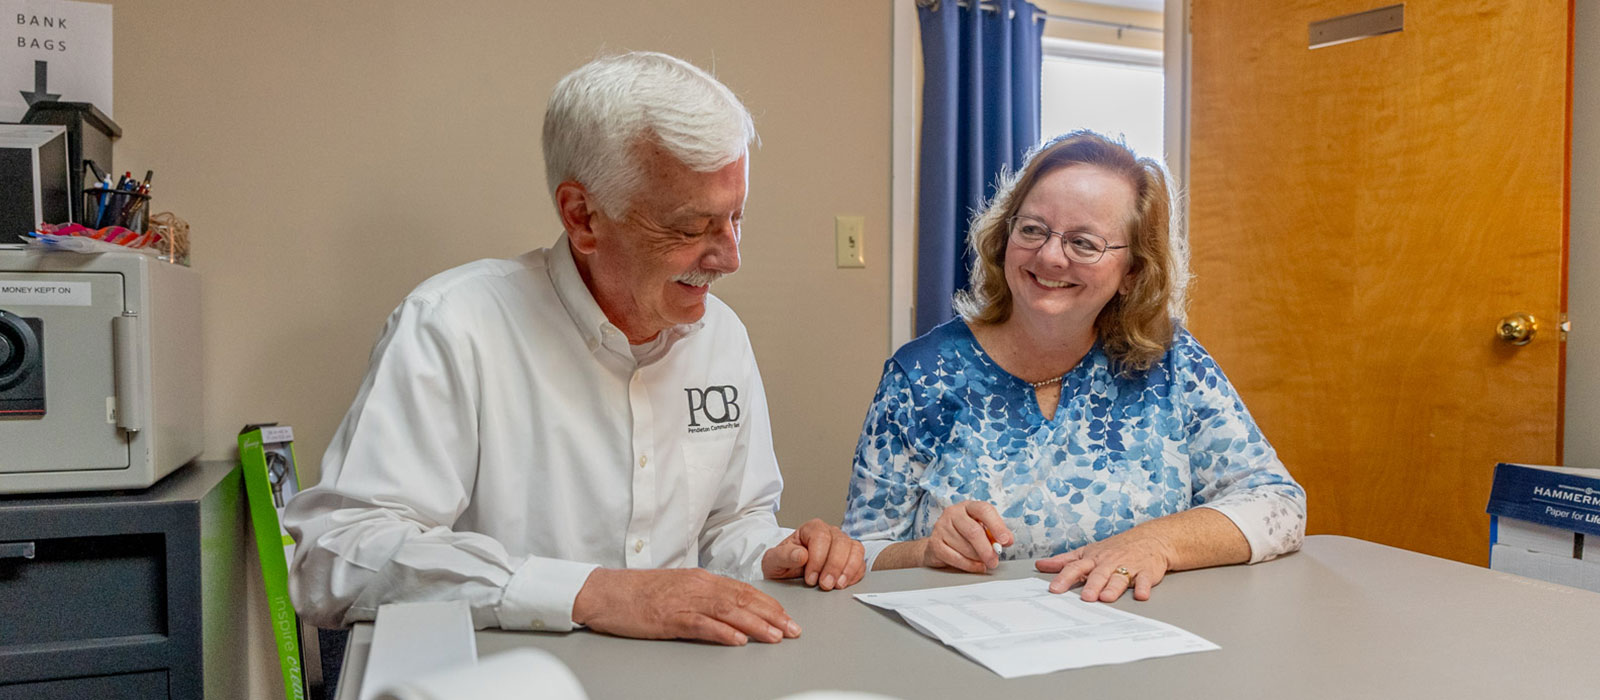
{"left": 1010, "top": 217, "right": 1110, "bottom": 263}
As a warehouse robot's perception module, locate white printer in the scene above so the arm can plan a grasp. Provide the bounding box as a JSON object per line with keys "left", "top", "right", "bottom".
{"left": 0, "top": 247, "right": 202, "bottom": 493}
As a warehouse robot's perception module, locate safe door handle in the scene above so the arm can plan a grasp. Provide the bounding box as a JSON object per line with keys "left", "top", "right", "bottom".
{"left": 0, "top": 542, "right": 37, "bottom": 560}
{"left": 112, "top": 313, "right": 145, "bottom": 432}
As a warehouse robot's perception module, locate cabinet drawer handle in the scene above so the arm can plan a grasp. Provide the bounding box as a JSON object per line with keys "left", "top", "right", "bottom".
{"left": 0, "top": 542, "right": 37, "bottom": 559}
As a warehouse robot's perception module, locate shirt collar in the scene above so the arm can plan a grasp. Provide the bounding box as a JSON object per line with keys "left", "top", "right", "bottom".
{"left": 546, "top": 232, "right": 704, "bottom": 359}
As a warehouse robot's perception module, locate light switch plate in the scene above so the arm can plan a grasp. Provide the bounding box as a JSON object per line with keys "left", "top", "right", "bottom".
{"left": 836, "top": 215, "right": 865, "bottom": 268}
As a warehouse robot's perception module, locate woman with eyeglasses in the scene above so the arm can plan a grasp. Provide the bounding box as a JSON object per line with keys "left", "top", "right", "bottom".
{"left": 842, "top": 131, "right": 1306, "bottom": 602}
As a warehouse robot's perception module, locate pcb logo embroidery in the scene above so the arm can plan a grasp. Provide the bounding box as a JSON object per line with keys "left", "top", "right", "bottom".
{"left": 685, "top": 385, "right": 741, "bottom": 433}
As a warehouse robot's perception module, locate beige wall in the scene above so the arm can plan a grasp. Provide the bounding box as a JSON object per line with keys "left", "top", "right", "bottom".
{"left": 112, "top": 1, "right": 893, "bottom": 526}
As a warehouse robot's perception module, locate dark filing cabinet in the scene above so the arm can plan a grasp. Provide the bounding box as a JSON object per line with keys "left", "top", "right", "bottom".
{"left": 0, "top": 461, "right": 248, "bottom": 699}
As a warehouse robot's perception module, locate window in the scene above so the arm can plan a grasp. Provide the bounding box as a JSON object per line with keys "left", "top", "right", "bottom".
{"left": 1040, "top": 37, "right": 1165, "bottom": 161}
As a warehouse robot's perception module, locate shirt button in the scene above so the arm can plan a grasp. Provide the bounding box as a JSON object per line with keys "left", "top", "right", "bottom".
{"left": 638, "top": 455, "right": 648, "bottom": 469}
{"left": 634, "top": 539, "right": 645, "bottom": 553}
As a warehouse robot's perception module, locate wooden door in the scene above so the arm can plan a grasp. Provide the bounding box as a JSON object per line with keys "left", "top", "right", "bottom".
{"left": 1187, "top": 0, "right": 1569, "bottom": 565}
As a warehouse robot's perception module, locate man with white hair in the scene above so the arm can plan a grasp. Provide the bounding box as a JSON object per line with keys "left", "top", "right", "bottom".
{"left": 285, "top": 52, "right": 865, "bottom": 646}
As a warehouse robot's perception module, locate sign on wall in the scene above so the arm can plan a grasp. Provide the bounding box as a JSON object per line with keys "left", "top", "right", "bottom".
{"left": 1, "top": 0, "right": 111, "bottom": 122}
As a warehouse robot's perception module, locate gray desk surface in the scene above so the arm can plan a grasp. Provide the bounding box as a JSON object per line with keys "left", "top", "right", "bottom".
{"left": 337, "top": 535, "right": 1600, "bottom": 699}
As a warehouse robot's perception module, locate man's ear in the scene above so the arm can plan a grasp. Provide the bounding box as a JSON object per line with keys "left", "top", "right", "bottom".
{"left": 557, "top": 181, "right": 601, "bottom": 254}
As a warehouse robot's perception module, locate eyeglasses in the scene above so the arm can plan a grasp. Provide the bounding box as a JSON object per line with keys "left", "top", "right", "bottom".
{"left": 1007, "top": 215, "right": 1128, "bottom": 264}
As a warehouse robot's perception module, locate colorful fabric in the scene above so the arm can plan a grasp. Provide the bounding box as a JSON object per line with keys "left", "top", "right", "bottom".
{"left": 844, "top": 320, "right": 1306, "bottom": 565}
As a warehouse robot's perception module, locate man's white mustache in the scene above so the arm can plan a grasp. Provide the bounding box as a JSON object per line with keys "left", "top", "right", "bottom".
{"left": 672, "top": 269, "right": 727, "bottom": 287}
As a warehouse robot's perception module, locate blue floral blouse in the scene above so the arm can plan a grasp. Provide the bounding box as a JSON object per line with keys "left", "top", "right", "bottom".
{"left": 843, "top": 320, "right": 1306, "bottom": 564}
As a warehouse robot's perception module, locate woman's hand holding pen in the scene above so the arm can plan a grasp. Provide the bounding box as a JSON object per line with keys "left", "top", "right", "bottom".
{"left": 919, "top": 500, "right": 1013, "bottom": 573}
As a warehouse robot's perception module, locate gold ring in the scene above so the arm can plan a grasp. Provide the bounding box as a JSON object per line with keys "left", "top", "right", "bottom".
{"left": 1113, "top": 566, "right": 1132, "bottom": 580}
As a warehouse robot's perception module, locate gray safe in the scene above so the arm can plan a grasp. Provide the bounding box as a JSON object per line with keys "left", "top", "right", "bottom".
{"left": 0, "top": 248, "right": 202, "bottom": 493}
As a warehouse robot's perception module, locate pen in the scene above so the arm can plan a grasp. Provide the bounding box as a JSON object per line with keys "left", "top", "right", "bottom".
{"left": 93, "top": 189, "right": 108, "bottom": 228}
{"left": 984, "top": 526, "right": 1004, "bottom": 558}
{"left": 94, "top": 174, "right": 114, "bottom": 227}
{"left": 122, "top": 191, "right": 151, "bottom": 229}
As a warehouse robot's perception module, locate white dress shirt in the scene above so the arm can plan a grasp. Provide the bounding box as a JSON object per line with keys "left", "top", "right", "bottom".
{"left": 284, "top": 235, "right": 791, "bottom": 632}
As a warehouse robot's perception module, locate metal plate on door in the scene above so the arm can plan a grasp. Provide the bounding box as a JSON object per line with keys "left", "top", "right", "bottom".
{"left": 1310, "top": 4, "right": 1404, "bottom": 50}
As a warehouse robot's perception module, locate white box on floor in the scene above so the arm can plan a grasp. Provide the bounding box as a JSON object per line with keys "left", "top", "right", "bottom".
{"left": 1495, "top": 517, "right": 1578, "bottom": 556}
{"left": 1486, "top": 463, "right": 1600, "bottom": 593}
{"left": 1489, "top": 545, "right": 1600, "bottom": 594}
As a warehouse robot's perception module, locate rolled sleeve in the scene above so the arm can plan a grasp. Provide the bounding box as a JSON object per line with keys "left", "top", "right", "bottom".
{"left": 287, "top": 295, "right": 599, "bottom": 631}
{"left": 1195, "top": 499, "right": 1294, "bottom": 564}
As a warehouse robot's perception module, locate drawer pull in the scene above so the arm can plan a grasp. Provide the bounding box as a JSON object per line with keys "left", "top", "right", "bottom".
{"left": 0, "top": 541, "right": 37, "bottom": 559}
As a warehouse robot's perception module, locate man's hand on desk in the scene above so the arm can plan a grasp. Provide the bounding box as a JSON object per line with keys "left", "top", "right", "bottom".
{"left": 572, "top": 568, "right": 802, "bottom": 646}
{"left": 760, "top": 518, "right": 866, "bottom": 591}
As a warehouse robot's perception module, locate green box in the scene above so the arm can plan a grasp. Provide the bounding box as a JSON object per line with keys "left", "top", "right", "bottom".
{"left": 239, "top": 424, "right": 309, "bottom": 700}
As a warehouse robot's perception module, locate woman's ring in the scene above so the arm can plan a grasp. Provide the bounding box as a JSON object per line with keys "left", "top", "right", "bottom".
{"left": 1112, "top": 566, "right": 1132, "bottom": 581}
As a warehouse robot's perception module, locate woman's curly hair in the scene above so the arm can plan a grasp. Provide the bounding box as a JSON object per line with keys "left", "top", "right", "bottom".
{"left": 952, "top": 130, "right": 1188, "bottom": 372}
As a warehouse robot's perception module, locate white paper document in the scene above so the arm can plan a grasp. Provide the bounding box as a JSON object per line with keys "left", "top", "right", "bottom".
{"left": 361, "top": 600, "right": 478, "bottom": 700}
{"left": 855, "top": 577, "right": 1218, "bottom": 678}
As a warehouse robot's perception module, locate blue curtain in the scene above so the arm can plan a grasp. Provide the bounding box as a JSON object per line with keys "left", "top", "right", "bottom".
{"left": 915, "top": 0, "right": 1043, "bottom": 336}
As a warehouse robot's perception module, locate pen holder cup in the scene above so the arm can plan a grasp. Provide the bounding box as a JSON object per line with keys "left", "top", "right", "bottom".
{"left": 83, "top": 188, "right": 150, "bottom": 233}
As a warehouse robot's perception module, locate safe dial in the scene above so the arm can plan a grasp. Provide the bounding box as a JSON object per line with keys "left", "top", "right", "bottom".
{"left": 0, "top": 310, "right": 41, "bottom": 391}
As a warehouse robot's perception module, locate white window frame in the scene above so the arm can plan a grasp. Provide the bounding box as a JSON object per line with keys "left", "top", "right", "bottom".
{"left": 890, "top": 0, "right": 918, "bottom": 352}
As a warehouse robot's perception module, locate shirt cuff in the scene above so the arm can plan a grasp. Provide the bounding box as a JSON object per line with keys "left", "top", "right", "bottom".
{"left": 495, "top": 556, "right": 600, "bottom": 631}
{"left": 1196, "top": 502, "right": 1278, "bottom": 564}
{"left": 768, "top": 526, "right": 796, "bottom": 552}
{"left": 860, "top": 538, "right": 897, "bottom": 571}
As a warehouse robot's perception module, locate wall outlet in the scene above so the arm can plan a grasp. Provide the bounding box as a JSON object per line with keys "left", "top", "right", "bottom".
{"left": 836, "top": 215, "right": 865, "bottom": 268}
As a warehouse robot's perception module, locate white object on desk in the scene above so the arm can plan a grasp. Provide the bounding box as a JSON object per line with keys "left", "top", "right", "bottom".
{"left": 374, "top": 649, "right": 587, "bottom": 700}
{"left": 359, "top": 600, "right": 477, "bottom": 700}
{"left": 856, "top": 577, "right": 1218, "bottom": 678}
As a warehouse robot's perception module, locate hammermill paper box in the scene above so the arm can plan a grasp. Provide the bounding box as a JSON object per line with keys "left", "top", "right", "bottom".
{"left": 239, "top": 424, "right": 309, "bottom": 700}
{"left": 1485, "top": 463, "right": 1600, "bottom": 594}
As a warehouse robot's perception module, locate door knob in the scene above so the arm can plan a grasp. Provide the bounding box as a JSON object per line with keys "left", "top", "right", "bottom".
{"left": 1497, "top": 313, "right": 1538, "bottom": 345}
